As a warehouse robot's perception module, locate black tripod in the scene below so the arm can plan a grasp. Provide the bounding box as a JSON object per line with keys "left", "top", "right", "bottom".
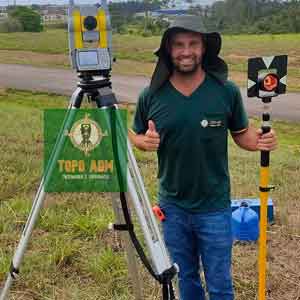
{"left": 0, "top": 73, "right": 178, "bottom": 300}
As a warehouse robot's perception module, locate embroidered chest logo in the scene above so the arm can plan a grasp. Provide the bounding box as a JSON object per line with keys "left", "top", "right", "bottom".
{"left": 200, "top": 119, "right": 223, "bottom": 128}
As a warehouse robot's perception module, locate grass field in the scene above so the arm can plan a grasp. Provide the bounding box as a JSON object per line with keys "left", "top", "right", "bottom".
{"left": 0, "top": 30, "right": 299, "bottom": 91}
{"left": 0, "top": 89, "right": 300, "bottom": 299}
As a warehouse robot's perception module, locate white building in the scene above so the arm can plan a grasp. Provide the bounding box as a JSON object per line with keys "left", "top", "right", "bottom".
{"left": 167, "top": 0, "right": 214, "bottom": 9}
{"left": 0, "top": 12, "right": 8, "bottom": 19}
{"left": 40, "top": 5, "right": 67, "bottom": 23}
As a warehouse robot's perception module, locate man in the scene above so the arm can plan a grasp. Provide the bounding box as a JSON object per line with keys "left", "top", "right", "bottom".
{"left": 129, "top": 16, "right": 277, "bottom": 300}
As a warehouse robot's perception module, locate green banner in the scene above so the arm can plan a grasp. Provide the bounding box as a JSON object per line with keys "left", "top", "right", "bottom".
{"left": 44, "top": 109, "right": 127, "bottom": 192}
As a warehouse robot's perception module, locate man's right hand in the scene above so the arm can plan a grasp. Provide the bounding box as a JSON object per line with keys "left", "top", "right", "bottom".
{"left": 136, "top": 120, "right": 160, "bottom": 151}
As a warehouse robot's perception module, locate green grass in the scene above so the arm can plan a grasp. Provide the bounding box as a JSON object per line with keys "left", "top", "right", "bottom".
{"left": 0, "top": 89, "right": 300, "bottom": 299}
{"left": 0, "top": 30, "right": 299, "bottom": 62}
{"left": 0, "top": 30, "right": 69, "bottom": 54}
{"left": 0, "top": 30, "right": 299, "bottom": 91}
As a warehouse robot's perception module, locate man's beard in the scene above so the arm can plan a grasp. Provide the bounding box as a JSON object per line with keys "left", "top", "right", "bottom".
{"left": 172, "top": 57, "right": 202, "bottom": 75}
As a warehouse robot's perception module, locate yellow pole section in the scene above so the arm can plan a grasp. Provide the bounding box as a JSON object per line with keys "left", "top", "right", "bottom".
{"left": 258, "top": 166, "right": 270, "bottom": 300}
{"left": 97, "top": 9, "right": 108, "bottom": 48}
{"left": 73, "top": 10, "right": 83, "bottom": 49}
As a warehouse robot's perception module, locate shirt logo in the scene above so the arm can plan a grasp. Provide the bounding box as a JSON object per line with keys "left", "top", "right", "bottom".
{"left": 201, "top": 119, "right": 223, "bottom": 128}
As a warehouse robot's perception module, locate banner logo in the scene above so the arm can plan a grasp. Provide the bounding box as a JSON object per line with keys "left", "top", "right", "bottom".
{"left": 65, "top": 113, "right": 108, "bottom": 156}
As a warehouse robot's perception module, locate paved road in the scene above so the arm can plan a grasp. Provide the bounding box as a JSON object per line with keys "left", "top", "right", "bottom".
{"left": 0, "top": 64, "right": 299, "bottom": 121}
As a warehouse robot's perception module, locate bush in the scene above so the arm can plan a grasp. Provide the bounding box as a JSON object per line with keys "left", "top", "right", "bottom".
{"left": 8, "top": 6, "right": 43, "bottom": 32}
{"left": 141, "top": 30, "right": 152, "bottom": 37}
{"left": 0, "top": 17, "right": 23, "bottom": 33}
{"left": 135, "top": 16, "right": 169, "bottom": 37}
{"left": 116, "top": 24, "right": 128, "bottom": 34}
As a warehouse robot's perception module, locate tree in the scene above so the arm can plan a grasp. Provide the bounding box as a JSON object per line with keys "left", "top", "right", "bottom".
{"left": 9, "top": 6, "right": 43, "bottom": 32}
{"left": 202, "top": 0, "right": 300, "bottom": 34}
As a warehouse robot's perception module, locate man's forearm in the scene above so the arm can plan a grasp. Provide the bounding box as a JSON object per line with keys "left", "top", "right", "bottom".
{"left": 128, "top": 129, "right": 146, "bottom": 151}
{"left": 231, "top": 127, "right": 258, "bottom": 151}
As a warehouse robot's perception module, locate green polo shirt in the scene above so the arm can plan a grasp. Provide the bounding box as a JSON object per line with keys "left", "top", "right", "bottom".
{"left": 132, "top": 74, "right": 248, "bottom": 212}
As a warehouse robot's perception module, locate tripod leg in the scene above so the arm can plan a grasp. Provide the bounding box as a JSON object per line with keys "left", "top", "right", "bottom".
{"left": 97, "top": 105, "right": 175, "bottom": 276}
{"left": 88, "top": 93, "right": 144, "bottom": 299}
{"left": 115, "top": 107, "right": 172, "bottom": 272}
{"left": 111, "top": 192, "right": 143, "bottom": 300}
{"left": 0, "top": 88, "right": 84, "bottom": 300}
{"left": 126, "top": 151, "right": 173, "bottom": 274}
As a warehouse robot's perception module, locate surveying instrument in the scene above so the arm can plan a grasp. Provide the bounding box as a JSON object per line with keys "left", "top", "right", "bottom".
{"left": 248, "top": 55, "right": 288, "bottom": 300}
{"left": 0, "top": 1, "right": 178, "bottom": 299}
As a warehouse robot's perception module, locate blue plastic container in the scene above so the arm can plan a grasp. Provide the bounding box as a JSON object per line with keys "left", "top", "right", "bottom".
{"left": 232, "top": 202, "right": 259, "bottom": 241}
{"left": 231, "top": 198, "right": 274, "bottom": 223}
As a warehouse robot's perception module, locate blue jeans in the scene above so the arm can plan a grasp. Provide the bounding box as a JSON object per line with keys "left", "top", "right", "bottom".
{"left": 160, "top": 202, "right": 234, "bottom": 300}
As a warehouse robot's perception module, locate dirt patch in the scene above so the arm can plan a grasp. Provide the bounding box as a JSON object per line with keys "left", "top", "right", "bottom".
{"left": 112, "top": 59, "right": 155, "bottom": 77}
{"left": 229, "top": 71, "right": 247, "bottom": 86}
{"left": 0, "top": 50, "right": 156, "bottom": 77}
{"left": 233, "top": 227, "right": 300, "bottom": 300}
{"left": 0, "top": 50, "right": 69, "bottom": 68}
{"left": 226, "top": 53, "right": 300, "bottom": 70}
{"left": 0, "top": 88, "right": 7, "bottom": 96}
{"left": 226, "top": 54, "right": 249, "bottom": 62}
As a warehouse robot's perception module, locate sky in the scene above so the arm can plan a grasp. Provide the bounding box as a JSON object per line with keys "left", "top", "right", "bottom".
{"left": 0, "top": 0, "right": 216, "bottom": 7}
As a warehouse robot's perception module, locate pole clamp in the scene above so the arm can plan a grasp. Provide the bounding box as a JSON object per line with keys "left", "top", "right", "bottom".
{"left": 9, "top": 262, "right": 19, "bottom": 279}
{"left": 259, "top": 185, "right": 275, "bottom": 192}
{"left": 112, "top": 223, "right": 134, "bottom": 231}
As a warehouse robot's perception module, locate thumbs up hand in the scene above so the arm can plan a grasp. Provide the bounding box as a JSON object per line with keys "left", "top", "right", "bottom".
{"left": 141, "top": 120, "right": 160, "bottom": 151}
{"left": 147, "top": 120, "right": 157, "bottom": 133}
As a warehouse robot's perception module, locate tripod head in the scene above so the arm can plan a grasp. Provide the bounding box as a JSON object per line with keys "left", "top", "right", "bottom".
{"left": 68, "top": 0, "right": 113, "bottom": 77}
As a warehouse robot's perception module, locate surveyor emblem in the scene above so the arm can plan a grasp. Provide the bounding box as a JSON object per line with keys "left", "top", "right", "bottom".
{"left": 65, "top": 113, "right": 108, "bottom": 156}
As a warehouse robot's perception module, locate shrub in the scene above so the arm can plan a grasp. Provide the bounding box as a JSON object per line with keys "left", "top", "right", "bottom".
{"left": 8, "top": 6, "right": 43, "bottom": 32}
{"left": 0, "top": 17, "right": 23, "bottom": 33}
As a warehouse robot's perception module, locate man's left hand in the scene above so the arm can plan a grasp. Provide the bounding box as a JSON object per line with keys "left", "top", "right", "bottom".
{"left": 256, "top": 128, "right": 277, "bottom": 151}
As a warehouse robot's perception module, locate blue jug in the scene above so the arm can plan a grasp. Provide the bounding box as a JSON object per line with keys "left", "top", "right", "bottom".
{"left": 232, "top": 201, "right": 259, "bottom": 241}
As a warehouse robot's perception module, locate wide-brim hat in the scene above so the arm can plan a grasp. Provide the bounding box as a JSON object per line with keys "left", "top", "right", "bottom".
{"left": 149, "top": 15, "right": 228, "bottom": 95}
